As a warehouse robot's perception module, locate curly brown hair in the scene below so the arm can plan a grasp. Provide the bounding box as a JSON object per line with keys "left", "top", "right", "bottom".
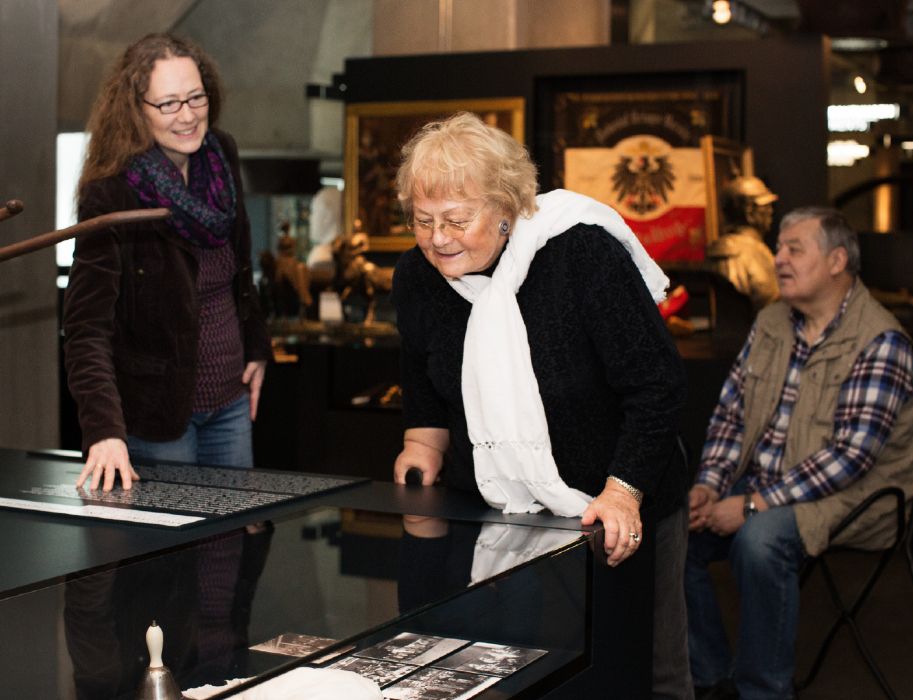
{"left": 78, "top": 33, "right": 224, "bottom": 195}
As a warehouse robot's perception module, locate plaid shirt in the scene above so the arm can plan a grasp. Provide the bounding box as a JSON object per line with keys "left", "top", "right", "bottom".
{"left": 697, "top": 291, "right": 913, "bottom": 505}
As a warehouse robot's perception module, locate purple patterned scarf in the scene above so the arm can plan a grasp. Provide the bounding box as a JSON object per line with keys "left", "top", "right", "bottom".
{"left": 125, "top": 131, "right": 236, "bottom": 248}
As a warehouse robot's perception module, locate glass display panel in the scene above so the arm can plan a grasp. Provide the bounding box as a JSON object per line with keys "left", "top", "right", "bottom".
{"left": 0, "top": 505, "right": 589, "bottom": 699}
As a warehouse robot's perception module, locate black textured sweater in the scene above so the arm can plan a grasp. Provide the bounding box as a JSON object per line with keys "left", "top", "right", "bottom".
{"left": 393, "top": 223, "right": 689, "bottom": 519}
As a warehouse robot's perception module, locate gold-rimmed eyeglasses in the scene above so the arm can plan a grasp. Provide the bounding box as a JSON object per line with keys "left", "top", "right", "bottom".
{"left": 143, "top": 93, "right": 209, "bottom": 115}
{"left": 409, "top": 204, "right": 487, "bottom": 239}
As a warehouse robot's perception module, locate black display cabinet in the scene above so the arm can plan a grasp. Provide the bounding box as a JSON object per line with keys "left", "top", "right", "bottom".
{"left": 0, "top": 448, "right": 615, "bottom": 699}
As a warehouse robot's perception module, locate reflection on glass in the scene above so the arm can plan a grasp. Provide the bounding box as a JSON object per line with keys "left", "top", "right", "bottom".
{"left": 470, "top": 523, "right": 584, "bottom": 583}
{"left": 398, "top": 516, "right": 583, "bottom": 615}
{"left": 1, "top": 506, "right": 588, "bottom": 698}
{"left": 393, "top": 515, "right": 588, "bottom": 690}
{"left": 63, "top": 523, "right": 273, "bottom": 699}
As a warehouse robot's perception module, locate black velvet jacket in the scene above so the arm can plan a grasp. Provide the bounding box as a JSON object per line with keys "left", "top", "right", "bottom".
{"left": 393, "top": 224, "right": 688, "bottom": 519}
{"left": 63, "top": 129, "right": 271, "bottom": 451}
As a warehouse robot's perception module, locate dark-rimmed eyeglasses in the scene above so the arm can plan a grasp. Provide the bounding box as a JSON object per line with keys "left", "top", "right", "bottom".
{"left": 142, "top": 93, "right": 209, "bottom": 115}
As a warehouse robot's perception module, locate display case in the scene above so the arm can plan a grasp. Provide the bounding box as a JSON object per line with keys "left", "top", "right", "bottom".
{"left": 0, "top": 450, "right": 592, "bottom": 699}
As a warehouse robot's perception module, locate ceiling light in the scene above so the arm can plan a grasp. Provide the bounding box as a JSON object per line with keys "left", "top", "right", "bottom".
{"left": 712, "top": 0, "right": 731, "bottom": 24}
{"left": 853, "top": 75, "right": 867, "bottom": 94}
{"left": 828, "top": 140, "right": 869, "bottom": 167}
{"left": 831, "top": 37, "right": 890, "bottom": 52}
{"left": 827, "top": 103, "right": 900, "bottom": 132}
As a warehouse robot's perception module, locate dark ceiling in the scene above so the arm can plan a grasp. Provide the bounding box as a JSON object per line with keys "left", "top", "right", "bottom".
{"left": 720, "top": 0, "right": 913, "bottom": 89}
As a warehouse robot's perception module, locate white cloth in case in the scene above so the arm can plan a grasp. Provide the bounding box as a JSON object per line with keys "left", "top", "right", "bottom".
{"left": 183, "top": 667, "right": 382, "bottom": 700}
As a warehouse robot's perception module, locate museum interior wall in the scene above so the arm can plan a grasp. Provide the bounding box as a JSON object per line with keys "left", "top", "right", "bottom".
{"left": 0, "top": 0, "right": 59, "bottom": 449}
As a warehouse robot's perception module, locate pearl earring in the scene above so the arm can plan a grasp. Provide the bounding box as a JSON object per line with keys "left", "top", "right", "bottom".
{"left": 498, "top": 219, "right": 510, "bottom": 236}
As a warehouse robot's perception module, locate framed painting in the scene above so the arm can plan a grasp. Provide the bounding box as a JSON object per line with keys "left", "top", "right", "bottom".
{"left": 344, "top": 98, "right": 525, "bottom": 252}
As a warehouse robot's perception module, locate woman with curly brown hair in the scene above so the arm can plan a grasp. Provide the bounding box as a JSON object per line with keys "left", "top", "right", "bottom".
{"left": 63, "top": 33, "right": 271, "bottom": 491}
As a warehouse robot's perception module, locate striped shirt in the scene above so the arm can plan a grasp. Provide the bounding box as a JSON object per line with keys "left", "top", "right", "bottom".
{"left": 696, "top": 290, "right": 913, "bottom": 505}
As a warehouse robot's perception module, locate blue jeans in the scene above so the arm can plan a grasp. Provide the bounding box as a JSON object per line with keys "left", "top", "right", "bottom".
{"left": 127, "top": 394, "right": 253, "bottom": 468}
{"left": 685, "top": 492, "right": 806, "bottom": 700}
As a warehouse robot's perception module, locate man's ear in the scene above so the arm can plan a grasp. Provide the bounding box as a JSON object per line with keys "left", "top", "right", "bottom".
{"left": 828, "top": 246, "right": 848, "bottom": 275}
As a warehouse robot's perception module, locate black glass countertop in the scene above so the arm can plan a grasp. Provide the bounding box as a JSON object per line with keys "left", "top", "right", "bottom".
{"left": 0, "top": 449, "right": 592, "bottom": 699}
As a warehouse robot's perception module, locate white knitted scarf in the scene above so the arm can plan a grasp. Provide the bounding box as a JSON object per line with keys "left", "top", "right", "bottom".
{"left": 447, "top": 189, "right": 669, "bottom": 517}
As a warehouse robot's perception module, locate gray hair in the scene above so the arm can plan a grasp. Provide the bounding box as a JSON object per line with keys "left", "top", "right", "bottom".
{"left": 779, "top": 206, "right": 860, "bottom": 275}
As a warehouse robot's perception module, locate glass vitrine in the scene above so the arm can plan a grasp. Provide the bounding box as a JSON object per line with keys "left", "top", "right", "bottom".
{"left": 0, "top": 503, "right": 591, "bottom": 699}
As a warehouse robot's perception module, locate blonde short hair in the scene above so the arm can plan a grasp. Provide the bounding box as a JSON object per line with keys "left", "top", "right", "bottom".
{"left": 396, "top": 112, "right": 538, "bottom": 222}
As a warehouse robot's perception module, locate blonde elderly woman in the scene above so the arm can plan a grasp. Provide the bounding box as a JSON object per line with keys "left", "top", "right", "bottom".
{"left": 391, "top": 112, "right": 693, "bottom": 699}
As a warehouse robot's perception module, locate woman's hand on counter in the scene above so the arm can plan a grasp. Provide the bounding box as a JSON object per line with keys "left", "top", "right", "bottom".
{"left": 580, "top": 478, "right": 643, "bottom": 567}
{"left": 394, "top": 428, "right": 449, "bottom": 485}
{"left": 76, "top": 437, "right": 140, "bottom": 492}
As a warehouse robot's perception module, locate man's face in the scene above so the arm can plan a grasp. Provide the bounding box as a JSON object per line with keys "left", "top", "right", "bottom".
{"left": 774, "top": 218, "right": 843, "bottom": 306}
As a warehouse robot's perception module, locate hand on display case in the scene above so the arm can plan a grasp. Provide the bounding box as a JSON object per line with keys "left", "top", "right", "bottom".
{"left": 77, "top": 437, "right": 140, "bottom": 492}
{"left": 580, "top": 477, "right": 644, "bottom": 567}
{"left": 394, "top": 428, "right": 448, "bottom": 486}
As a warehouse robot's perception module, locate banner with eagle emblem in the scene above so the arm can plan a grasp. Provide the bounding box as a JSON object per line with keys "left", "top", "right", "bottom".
{"left": 565, "top": 135, "right": 707, "bottom": 261}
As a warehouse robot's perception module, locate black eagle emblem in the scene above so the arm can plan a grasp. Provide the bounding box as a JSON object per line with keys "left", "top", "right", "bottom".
{"left": 611, "top": 155, "right": 676, "bottom": 215}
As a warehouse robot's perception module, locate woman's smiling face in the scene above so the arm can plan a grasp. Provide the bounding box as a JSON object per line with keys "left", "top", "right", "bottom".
{"left": 411, "top": 187, "right": 508, "bottom": 279}
{"left": 142, "top": 56, "right": 208, "bottom": 175}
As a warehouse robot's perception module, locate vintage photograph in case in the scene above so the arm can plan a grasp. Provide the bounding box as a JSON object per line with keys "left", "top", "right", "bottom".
{"left": 328, "top": 655, "right": 416, "bottom": 687}
{"left": 432, "top": 641, "right": 547, "bottom": 677}
{"left": 354, "top": 632, "right": 470, "bottom": 667}
{"left": 250, "top": 632, "right": 342, "bottom": 659}
{"left": 382, "top": 667, "right": 500, "bottom": 700}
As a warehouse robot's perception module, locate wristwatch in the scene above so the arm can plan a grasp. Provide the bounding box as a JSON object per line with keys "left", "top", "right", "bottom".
{"left": 743, "top": 492, "right": 759, "bottom": 518}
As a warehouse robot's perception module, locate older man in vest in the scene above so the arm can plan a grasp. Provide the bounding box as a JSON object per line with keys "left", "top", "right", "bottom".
{"left": 685, "top": 207, "right": 913, "bottom": 700}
